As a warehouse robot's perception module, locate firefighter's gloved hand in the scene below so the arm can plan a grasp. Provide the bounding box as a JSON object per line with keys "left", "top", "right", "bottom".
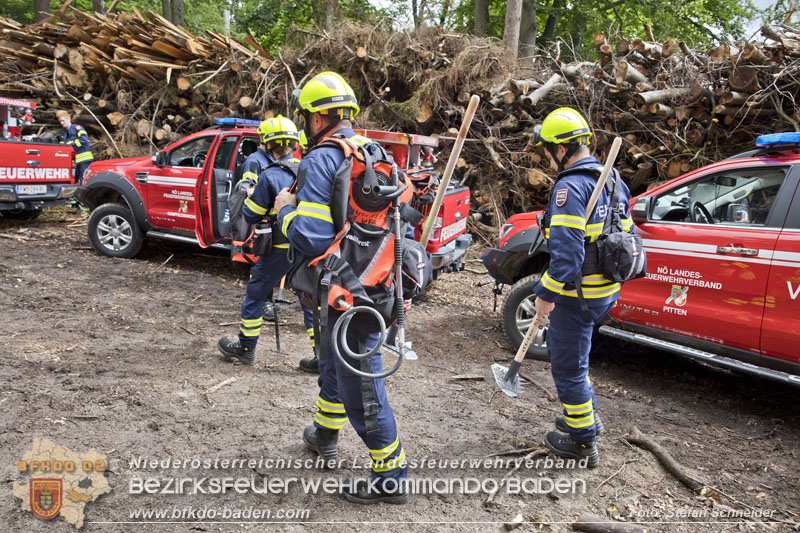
{"left": 274, "top": 187, "right": 297, "bottom": 214}
{"left": 237, "top": 180, "right": 255, "bottom": 195}
{"left": 403, "top": 299, "right": 412, "bottom": 312}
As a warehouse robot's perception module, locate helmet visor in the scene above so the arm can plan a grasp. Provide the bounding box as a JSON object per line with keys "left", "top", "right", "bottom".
{"left": 290, "top": 88, "right": 302, "bottom": 115}
{"left": 533, "top": 125, "right": 544, "bottom": 146}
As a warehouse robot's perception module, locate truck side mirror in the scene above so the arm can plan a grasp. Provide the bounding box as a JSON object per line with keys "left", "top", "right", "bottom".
{"left": 631, "top": 196, "right": 652, "bottom": 224}
{"left": 152, "top": 151, "right": 168, "bottom": 167}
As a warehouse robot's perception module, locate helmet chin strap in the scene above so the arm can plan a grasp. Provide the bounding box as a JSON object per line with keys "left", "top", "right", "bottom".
{"left": 304, "top": 112, "right": 344, "bottom": 148}
{"left": 546, "top": 142, "right": 582, "bottom": 172}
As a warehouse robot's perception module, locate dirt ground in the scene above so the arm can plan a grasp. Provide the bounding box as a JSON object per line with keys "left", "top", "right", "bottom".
{"left": 2, "top": 208, "right": 799, "bottom": 532}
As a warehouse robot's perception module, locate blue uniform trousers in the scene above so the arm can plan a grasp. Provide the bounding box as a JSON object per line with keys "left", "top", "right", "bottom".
{"left": 238, "top": 249, "right": 313, "bottom": 349}
{"left": 547, "top": 301, "right": 614, "bottom": 443}
{"left": 75, "top": 161, "right": 91, "bottom": 185}
{"left": 313, "top": 322, "right": 407, "bottom": 484}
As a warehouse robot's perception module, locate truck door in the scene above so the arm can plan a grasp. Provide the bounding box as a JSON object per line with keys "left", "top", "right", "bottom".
{"left": 761, "top": 166, "right": 800, "bottom": 364}
{"left": 621, "top": 165, "right": 789, "bottom": 353}
{"left": 146, "top": 135, "right": 215, "bottom": 232}
{"left": 196, "top": 134, "right": 241, "bottom": 245}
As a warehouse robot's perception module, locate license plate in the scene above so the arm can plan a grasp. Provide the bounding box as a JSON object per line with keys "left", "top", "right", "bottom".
{"left": 438, "top": 217, "right": 467, "bottom": 242}
{"left": 16, "top": 185, "right": 47, "bottom": 195}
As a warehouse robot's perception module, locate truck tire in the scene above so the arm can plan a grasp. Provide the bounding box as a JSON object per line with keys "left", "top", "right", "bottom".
{"left": 501, "top": 273, "right": 549, "bottom": 361}
{"left": 87, "top": 203, "right": 143, "bottom": 258}
{"left": 1, "top": 209, "right": 41, "bottom": 220}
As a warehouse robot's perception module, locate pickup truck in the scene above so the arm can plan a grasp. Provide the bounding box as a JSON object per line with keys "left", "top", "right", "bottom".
{"left": 0, "top": 97, "right": 77, "bottom": 219}
{"left": 482, "top": 132, "right": 800, "bottom": 388}
{"left": 77, "top": 121, "right": 471, "bottom": 277}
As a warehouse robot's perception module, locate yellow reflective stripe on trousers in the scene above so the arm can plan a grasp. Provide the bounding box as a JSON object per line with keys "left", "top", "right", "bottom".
{"left": 306, "top": 328, "right": 315, "bottom": 347}
{"left": 314, "top": 412, "right": 347, "bottom": 430}
{"left": 244, "top": 197, "right": 268, "bottom": 216}
{"left": 316, "top": 397, "right": 345, "bottom": 414}
{"left": 296, "top": 201, "right": 333, "bottom": 224}
{"left": 563, "top": 400, "right": 592, "bottom": 415}
{"left": 550, "top": 214, "right": 586, "bottom": 231}
{"left": 369, "top": 436, "right": 399, "bottom": 461}
{"left": 273, "top": 243, "right": 289, "bottom": 249}
{"left": 281, "top": 209, "right": 298, "bottom": 236}
{"left": 372, "top": 449, "right": 406, "bottom": 472}
{"left": 564, "top": 413, "right": 595, "bottom": 428}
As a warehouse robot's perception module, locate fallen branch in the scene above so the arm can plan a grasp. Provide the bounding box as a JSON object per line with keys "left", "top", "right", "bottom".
{"left": 571, "top": 515, "right": 647, "bottom": 533}
{"left": 626, "top": 426, "right": 706, "bottom": 493}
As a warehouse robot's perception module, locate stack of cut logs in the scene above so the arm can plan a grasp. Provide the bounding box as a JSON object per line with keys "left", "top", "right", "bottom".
{"left": 2, "top": 7, "right": 799, "bottom": 231}
{"left": 0, "top": 1, "right": 277, "bottom": 151}
{"left": 463, "top": 24, "right": 800, "bottom": 228}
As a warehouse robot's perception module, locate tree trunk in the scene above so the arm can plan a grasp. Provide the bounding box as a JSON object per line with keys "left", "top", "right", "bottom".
{"left": 325, "top": 0, "right": 337, "bottom": 30}
{"left": 474, "top": 0, "right": 488, "bottom": 36}
{"left": 223, "top": 0, "right": 230, "bottom": 35}
{"left": 171, "top": 0, "right": 185, "bottom": 28}
{"left": 33, "top": 0, "right": 51, "bottom": 22}
{"left": 161, "top": 0, "right": 171, "bottom": 22}
{"left": 503, "top": 0, "right": 523, "bottom": 60}
{"left": 519, "top": 0, "right": 536, "bottom": 58}
{"left": 540, "top": 0, "right": 564, "bottom": 44}
{"left": 411, "top": 0, "right": 419, "bottom": 29}
{"left": 92, "top": 0, "right": 105, "bottom": 14}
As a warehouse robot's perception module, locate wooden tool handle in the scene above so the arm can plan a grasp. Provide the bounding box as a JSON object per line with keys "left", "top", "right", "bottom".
{"left": 584, "top": 137, "right": 622, "bottom": 219}
{"left": 419, "top": 94, "right": 480, "bottom": 248}
{"left": 513, "top": 315, "right": 540, "bottom": 364}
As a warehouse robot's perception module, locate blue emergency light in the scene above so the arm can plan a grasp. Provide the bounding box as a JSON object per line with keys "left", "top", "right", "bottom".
{"left": 213, "top": 118, "right": 261, "bottom": 126}
{"left": 756, "top": 132, "right": 800, "bottom": 148}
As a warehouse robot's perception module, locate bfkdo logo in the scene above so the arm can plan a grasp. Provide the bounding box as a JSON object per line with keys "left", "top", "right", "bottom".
{"left": 30, "top": 478, "right": 63, "bottom": 520}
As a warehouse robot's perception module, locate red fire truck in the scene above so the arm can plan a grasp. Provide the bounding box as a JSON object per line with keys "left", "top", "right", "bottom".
{"left": 76, "top": 120, "right": 471, "bottom": 277}
{"left": 482, "top": 132, "right": 800, "bottom": 387}
{"left": 0, "top": 97, "right": 77, "bottom": 220}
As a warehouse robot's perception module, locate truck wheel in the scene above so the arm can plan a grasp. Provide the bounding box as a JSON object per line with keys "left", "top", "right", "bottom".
{"left": 501, "top": 274, "right": 549, "bottom": 361}
{"left": 1, "top": 209, "right": 41, "bottom": 220}
{"left": 87, "top": 203, "right": 143, "bottom": 258}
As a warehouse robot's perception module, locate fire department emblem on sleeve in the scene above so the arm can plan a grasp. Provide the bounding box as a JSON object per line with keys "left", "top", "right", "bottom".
{"left": 555, "top": 188, "right": 568, "bottom": 207}
{"left": 30, "top": 478, "right": 62, "bottom": 520}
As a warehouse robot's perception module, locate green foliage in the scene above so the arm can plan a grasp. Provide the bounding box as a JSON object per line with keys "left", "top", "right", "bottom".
{"left": 236, "top": 0, "right": 385, "bottom": 54}
{"left": 0, "top": 0, "right": 34, "bottom": 24}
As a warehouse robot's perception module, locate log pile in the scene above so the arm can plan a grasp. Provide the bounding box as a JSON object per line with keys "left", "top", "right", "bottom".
{"left": 2, "top": 9, "right": 800, "bottom": 234}
{"left": 0, "top": 1, "right": 278, "bottom": 155}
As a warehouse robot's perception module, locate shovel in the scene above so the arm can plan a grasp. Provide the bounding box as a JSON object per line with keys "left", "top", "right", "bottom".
{"left": 491, "top": 136, "right": 623, "bottom": 397}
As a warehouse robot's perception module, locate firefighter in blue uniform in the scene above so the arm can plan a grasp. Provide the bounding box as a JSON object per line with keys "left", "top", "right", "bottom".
{"left": 274, "top": 72, "right": 408, "bottom": 504}
{"left": 532, "top": 108, "right": 634, "bottom": 468}
{"left": 56, "top": 110, "right": 94, "bottom": 184}
{"left": 217, "top": 116, "right": 316, "bottom": 369}
{"left": 241, "top": 122, "right": 275, "bottom": 185}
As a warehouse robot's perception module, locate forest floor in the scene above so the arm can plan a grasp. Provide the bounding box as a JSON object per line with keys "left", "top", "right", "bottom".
{"left": 1, "top": 208, "right": 799, "bottom": 532}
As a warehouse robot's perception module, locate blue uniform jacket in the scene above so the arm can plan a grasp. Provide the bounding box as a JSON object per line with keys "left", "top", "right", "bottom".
{"left": 243, "top": 155, "right": 299, "bottom": 249}
{"left": 242, "top": 147, "right": 273, "bottom": 184}
{"left": 533, "top": 157, "right": 635, "bottom": 307}
{"left": 59, "top": 124, "right": 93, "bottom": 164}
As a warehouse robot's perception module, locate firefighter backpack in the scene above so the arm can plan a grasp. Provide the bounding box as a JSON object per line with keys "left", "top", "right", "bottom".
{"left": 288, "top": 134, "right": 430, "bottom": 350}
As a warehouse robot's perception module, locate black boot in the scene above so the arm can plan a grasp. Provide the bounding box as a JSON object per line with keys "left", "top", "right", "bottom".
{"left": 343, "top": 478, "right": 408, "bottom": 505}
{"left": 555, "top": 412, "right": 605, "bottom": 436}
{"left": 544, "top": 431, "right": 599, "bottom": 468}
{"left": 262, "top": 300, "right": 277, "bottom": 322}
{"left": 217, "top": 338, "right": 255, "bottom": 365}
{"left": 299, "top": 354, "right": 319, "bottom": 373}
{"left": 303, "top": 425, "right": 339, "bottom": 462}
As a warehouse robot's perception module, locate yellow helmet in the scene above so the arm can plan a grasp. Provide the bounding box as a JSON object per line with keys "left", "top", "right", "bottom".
{"left": 534, "top": 107, "right": 592, "bottom": 146}
{"left": 257, "top": 115, "right": 299, "bottom": 145}
{"left": 291, "top": 72, "right": 360, "bottom": 120}
{"left": 298, "top": 131, "right": 308, "bottom": 151}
